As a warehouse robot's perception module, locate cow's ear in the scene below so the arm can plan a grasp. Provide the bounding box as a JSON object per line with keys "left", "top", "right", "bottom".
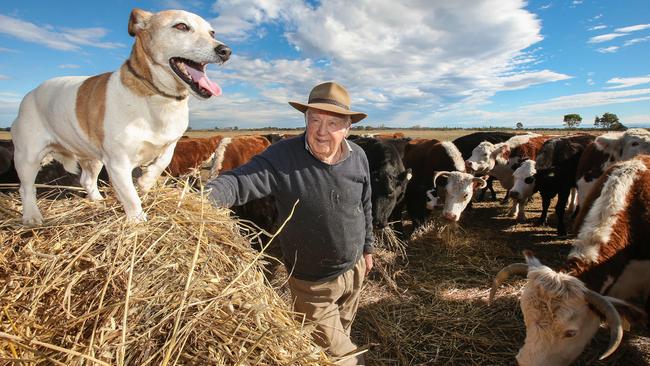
{"left": 129, "top": 8, "right": 153, "bottom": 37}
{"left": 601, "top": 296, "right": 647, "bottom": 331}
{"left": 492, "top": 143, "right": 510, "bottom": 160}
{"left": 472, "top": 177, "right": 487, "bottom": 189}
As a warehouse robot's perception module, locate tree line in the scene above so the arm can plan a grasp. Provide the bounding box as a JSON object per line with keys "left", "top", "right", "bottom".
{"left": 562, "top": 112, "right": 626, "bottom": 130}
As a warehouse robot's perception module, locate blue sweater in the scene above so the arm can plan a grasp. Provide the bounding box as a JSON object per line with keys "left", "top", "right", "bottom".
{"left": 207, "top": 134, "right": 374, "bottom": 282}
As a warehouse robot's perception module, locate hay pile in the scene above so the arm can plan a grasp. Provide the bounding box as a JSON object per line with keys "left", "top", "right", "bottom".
{"left": 0, "top": 184, "right": 330, "bottom": 365}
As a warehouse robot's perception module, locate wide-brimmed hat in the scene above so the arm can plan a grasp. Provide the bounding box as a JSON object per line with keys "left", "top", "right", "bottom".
{"left": 289, "top": 81, "right": 367, "bottom": 123}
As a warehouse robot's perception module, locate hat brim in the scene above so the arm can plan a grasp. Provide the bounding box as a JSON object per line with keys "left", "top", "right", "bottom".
{"left": 289, "top": 101, "right": 367, "bottom": 123}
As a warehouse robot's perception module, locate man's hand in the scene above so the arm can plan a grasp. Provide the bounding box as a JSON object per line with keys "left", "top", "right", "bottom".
{"left": 363, "top": 253, "right": 373, "bottom": 275}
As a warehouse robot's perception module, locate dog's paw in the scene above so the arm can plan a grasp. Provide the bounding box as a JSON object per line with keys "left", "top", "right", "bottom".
{"left": 137, "top": 177, "right": 156, "bottom": 193}
{"left": 22, "top": 213, "right": 43, "bottom": 227}
{"left": 126, "top": 211, "right": 148, "bottom": 224}
{"left": 87, "top": 191, "right": 104, "bottom": 201}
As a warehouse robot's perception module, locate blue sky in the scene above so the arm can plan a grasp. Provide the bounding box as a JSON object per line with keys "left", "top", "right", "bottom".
{"left": 0, "top": 0, "right": 649, "bottom": 129}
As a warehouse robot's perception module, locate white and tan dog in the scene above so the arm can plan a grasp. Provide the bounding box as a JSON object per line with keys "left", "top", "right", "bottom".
{"left": 11, "top": 9, "right": 231, "bottom": 225}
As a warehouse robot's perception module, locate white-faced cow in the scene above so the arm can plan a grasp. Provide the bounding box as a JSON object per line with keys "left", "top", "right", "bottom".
{"left": 465, "top": 134, "right": 554, "bottom": 221}
{"left": 432, "top": 170, "right": 486, "bottom": 222}
{"left": 403, "top": 140, "right": 468, "bottom": 226}
{"left": 509, "top": 134, "right": 595, "bottom": 236}
{"left": 490, "top": 155, "right": 650, "bottom": 365}
{"left": 576, "top": 128, "right": 650, "bottom": 210}
{"left": 452, "top": 131, "right": 516, "bottom": 201}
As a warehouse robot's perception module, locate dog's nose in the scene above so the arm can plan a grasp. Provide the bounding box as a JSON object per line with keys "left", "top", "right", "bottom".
{"left": 215, "top": 44, "right": 232, "bottom": 61}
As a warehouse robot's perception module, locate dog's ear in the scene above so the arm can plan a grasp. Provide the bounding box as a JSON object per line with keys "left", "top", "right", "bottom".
{"left": 128, "top": 9, "right": 153, "bottom": 37}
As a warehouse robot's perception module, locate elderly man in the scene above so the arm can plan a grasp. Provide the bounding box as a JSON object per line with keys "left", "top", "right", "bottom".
{"left": 207, "top": 81, "right": 374, "bottom": 365}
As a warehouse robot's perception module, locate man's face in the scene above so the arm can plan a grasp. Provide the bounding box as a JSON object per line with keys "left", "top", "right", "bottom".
{"left": 305, "top": 108, "right": 350, "bottom": 159}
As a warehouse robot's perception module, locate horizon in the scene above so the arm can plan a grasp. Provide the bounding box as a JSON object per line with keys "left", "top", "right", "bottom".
{"left": 1, "top": 0, "right": 649, "bottom": 129}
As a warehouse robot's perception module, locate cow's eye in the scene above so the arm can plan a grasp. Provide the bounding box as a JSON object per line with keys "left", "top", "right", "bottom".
{"left": 524, "top": 177, "right": 534, "bottom": 184}
{"left": 564, "top": 330, "right": 577, "bottom": 338}
{"left": 174, "top": 23, "right": 190, "bottom": 31}
{"left": 632, "top": 141, "right": 639, "bottom": 147}
{"left": 464, "top": 193, "right": 469, "bottom": 199}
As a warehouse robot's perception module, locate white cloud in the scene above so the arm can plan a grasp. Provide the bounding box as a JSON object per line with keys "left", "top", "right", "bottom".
{"left": 605, "top": 76, "right": 650, "bottom": 89}
{"left": 0, "top": 14, "right": 124, "bottom": 51}
{"left": 572, "top": 0, "right": 583, "bottom": 4}
{"left": 58, "top": 64, "right": 81, "bottom": 69}
{"left": 587, "top": 25, "right": 607, "bottom": 31}
{"left": 588, "top": 33, "right": 627, "bottom": 43}
{"left": 597, "top": 46, "right": 619, "bottom": 53}
{"left": 193, "top": 0, "right": 579, "bottom": 127}
{"left": 539, "top": 3, "right": 552, "bottom": 10}
{"left": 0, "top": 46, "right": 19, "bottom": 53}
{"left": 587, "top": 78, "right": 594, "bottom": 85}
{"left": 520, "top": 88, "right": 650, "bottom": 112}
{"left": 0, "top": 75, "right": 8, "bottom": 80}
{"left": 615, "top": 24, "right": 650, "bottom": 33}
{"left": 624, "top": 36, "right": 650, "bottom": 47}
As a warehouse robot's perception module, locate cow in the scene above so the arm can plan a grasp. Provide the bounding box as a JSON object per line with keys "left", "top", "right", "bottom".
{"left": 465, "top": 134, "right": 553, "bottom": 221}
{"left": 403, "top": 140, "right": 466, "bottom": 226}
{"left": 432, "top": 170, "right": 487, "bottom": 221}
{"left": 576, "top": 128, "right": 650, "bottom": 210}
{"left": 452, "top": 131, "right": 517, "bottom": 201}
{"left": 1, "top": 139, "right": 110, "bottom": 196}
{"left": 509, "top": 134, "right": 595, "bottom": 236}
{"left": 208, "top": 135, "right": 275, "bottom": 241}
{"left": 490, "top": 155, "right": 650, "bottom": 365}
{"left": 353, "top": 137, "right": 412, "bottom": 229}
{"left": 209, "top": 135, "right": 271, "bottom": 177}
{"left": 166, "top": 135, "right": 225, "bottom": 177}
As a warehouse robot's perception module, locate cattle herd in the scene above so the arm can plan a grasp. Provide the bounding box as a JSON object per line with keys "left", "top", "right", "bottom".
{"left": 1, "top": 128, "right": 649, "bottom": 364}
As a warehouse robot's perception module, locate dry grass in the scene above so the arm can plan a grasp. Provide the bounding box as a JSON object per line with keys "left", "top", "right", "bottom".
{"left": 349, "top": 186, "right": 650, "bottom": 366}
{"left": 0, "top": 183, "right": 331, "bottom": 365}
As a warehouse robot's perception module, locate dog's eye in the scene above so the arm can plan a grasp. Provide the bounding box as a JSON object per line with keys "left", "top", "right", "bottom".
{"left": 524, "top": 177, "right": 534, "bottom": 184}
{"left": 173, "top": 23, "right": 190, "bottom": 32}
{"left": 209, "top": 30, "right": 215, "bottom": 38}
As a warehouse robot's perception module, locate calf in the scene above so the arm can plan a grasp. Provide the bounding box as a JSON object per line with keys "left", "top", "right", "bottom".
{"left": 490, "top": 155, "right": 650, "bottom": 365}
{"left": 403, "top": 140, "right": 465, "bottom": 226}
{"left": 576, "top": 128, "right": 650, "bottom": 209}
{"left": 353, "top": 137, "right": 412, "bottom": 229}
{"left": 509, "top": 134, "right": 595, "bottom": 235}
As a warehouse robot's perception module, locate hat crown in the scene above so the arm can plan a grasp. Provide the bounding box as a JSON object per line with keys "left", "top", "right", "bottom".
{"left": 308, "top": 82, "right": 351, "bottom": 110}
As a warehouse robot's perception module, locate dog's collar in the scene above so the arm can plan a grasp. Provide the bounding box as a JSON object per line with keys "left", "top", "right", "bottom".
{"left": 125, "top": 60, "right": 188, "bottom": 101}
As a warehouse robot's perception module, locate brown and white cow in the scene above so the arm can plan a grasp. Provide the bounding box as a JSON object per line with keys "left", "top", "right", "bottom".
{"left": 576, "top": 128, "right": 650, "bottom": 210}
{"left": 465, "top": 134, "right": 553, "bottom": 221}
{"left": 166, "top": 135, "right": 225, "bottom": 177}
{"left": 490, "top": 155, "right": 650, "bottom": 365}
{"left": 209, "top": 135, "right": 271, "bottom": 177}
{"left": 208, "top": 135, "right": 275, "bottom": 238}
{"left": 432, "top": 170, "right": 486, "bottom": 222}
{"left": 403, "top": 140, "right": 467, "bottom": 225}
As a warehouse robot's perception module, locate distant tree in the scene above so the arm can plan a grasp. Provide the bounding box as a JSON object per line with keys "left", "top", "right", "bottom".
{"left": 233, "top": 126, "right": 238, "bottom": 130}
{"left": 563, "top": 114, "right": 582, "bottom": 128}
{"left": 516, "top": 122, "right": 524, "bottom": 129}
{"left": 186, "top": 126, "right": 193, "bottom": 131}
{"left": 594, "top": 112, "right": 625, "bottom": 130}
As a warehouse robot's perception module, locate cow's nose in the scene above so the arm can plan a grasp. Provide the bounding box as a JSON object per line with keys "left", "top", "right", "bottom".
{"left": 373, "top": 219, "right": 386, "bottom": 229}
{"left": 215, "top": 44, "right": 232, "bottom": 61}
{"left": 509, "top": 191, "right": 520, "bottom": 199}
{"left": 443, "top": 212, "right": 457, "bottom": 221}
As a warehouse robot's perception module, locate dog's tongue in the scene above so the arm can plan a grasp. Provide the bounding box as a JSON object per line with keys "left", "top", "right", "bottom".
{"left": 186, "top": 65, "right": 221, "bottom": 96}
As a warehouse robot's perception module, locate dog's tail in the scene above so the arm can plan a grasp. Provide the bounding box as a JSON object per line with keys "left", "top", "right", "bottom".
{"left": 43, "top": 153, "right": 80, "bottom": 175}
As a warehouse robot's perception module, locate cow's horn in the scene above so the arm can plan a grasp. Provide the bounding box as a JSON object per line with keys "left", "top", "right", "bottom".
{"left": 433, "top": 171, "right": 450, "bottom": 188}
{"left": 488, "top": 263, "right": 528, "bottom": 305}
{"left": 584, "top": 290, "right": 623, "bottom": 360}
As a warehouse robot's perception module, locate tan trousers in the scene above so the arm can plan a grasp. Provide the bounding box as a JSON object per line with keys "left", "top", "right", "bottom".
{"left": 289, "top": 257, "right": 366, "bottom": 366}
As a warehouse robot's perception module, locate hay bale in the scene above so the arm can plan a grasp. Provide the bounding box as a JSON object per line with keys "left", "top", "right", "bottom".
{"left": 0, "top": 185, "right": 330, "bottom": 365}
